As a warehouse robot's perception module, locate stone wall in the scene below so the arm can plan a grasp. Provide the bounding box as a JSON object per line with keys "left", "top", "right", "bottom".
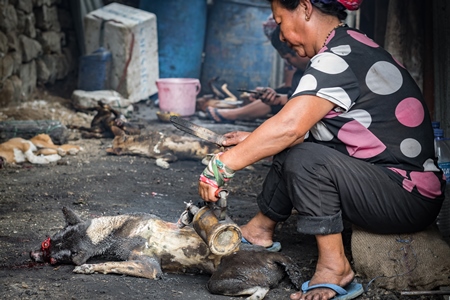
{"left": 0, "top": 0, "right": 78, "bottom": 107}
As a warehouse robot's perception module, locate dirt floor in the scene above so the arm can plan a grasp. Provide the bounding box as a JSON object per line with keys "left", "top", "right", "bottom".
{"left": 0, "top": 84, "right": 448, "bottom": 300}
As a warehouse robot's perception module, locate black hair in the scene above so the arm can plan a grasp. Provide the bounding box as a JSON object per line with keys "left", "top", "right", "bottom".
{"left": 267, "top": 0, "right": 348, "bottom": 20}
{"left": 270, "top": 26, "right": 296, "bottom": 56}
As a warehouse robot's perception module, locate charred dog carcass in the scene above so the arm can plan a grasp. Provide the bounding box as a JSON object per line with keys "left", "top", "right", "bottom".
{"left": 30, "top": 207, "right": 303, "bottom": 300}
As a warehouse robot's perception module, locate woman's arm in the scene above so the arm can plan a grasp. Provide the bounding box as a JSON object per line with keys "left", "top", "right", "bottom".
{"left": 199, "top": 94, "right": 336, "bottom": 201}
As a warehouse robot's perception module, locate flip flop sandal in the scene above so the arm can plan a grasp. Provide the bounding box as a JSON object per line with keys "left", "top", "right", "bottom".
{"left": 301, "top": 280, "right": 364, "bottom": 300}
{"left": 206, "top": 107, "right": 235, "bottom": 124}
{"left": 241, "top": 237, "right": 282, "bottom": 252}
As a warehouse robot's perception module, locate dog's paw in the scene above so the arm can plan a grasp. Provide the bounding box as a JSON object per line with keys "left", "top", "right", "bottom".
{"left": 56, "top": 148, "right": 67, "bottom": 156}
{"left": 44, "top": 154, "right": 61, "bottom": 162}
{"left": 73, "top": 264, "right": 95, "bottom": 274}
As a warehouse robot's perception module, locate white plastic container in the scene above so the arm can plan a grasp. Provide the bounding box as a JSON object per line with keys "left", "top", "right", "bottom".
{"left": 84, "top": 3, "right": 158, "bottom": 103}
{"left": 156, "top": 78, "right": 201, "bottom": 117}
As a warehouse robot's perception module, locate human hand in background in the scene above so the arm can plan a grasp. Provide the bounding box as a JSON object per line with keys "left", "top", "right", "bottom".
{"left": 249, "top": 87, "right": 286, "bottom": 106}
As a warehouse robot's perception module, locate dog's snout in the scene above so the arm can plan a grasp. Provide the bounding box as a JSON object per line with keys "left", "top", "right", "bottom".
{"left": 29, "top": 250, "right": 44, "bottom": 262}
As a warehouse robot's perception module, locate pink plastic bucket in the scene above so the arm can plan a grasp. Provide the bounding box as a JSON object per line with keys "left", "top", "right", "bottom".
{"left": 156, "top": 78, "right": 201, "bottom": 116}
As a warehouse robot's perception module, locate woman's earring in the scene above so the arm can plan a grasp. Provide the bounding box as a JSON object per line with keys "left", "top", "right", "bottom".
{"left": 305, "top": 14, "right": 310, "bottom": 21}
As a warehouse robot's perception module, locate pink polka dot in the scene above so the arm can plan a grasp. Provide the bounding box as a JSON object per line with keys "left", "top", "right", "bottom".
{"left": 338, "top": 120, "right": 386, "bottom": 158}
{"left": 389, "top": 168, "right": 443, "bottom": 198}
{"left": 395, "top": 97, "right": 424, "bottom": 127}
{"left": 401, "top": 178, "right": 415, "bottom": 192}
{"left": 324, "top": 110, "right": 341, "bottom": 119}
{"left": 388, "top": 167, "right": 407, "bottom": 177}
{"left": 347, "top": 30, "right": 379, "bottom": 48}
{"left": 409, "top": 171, "right": 442, "bottom": 198}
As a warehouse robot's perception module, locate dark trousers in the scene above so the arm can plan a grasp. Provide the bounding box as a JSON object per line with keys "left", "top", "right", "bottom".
{"left": 257, "top": 143, "right": 443, "bottom": 235}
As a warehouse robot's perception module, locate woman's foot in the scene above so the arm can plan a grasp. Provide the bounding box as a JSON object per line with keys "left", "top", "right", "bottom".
{"left": 240, "top": 211, "right": 277, "bottom": 248}
{"left": 290, "top": 233, "right": 355, "bottom": 300}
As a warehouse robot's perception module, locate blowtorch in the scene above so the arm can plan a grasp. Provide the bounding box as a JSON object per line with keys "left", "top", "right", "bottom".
{"left": 177, "top": 189, "right": 242, "bottom": 256}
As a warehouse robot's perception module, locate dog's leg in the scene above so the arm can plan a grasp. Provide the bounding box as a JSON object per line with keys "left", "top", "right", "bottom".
{"left": 22, "top": 141, "right": 61, "bottom": 164}
{"left": 73, "top": 254, "right": 163, "bottom": 279}
{"left": 35, "top": 148, "right": 59, "bottom": 156}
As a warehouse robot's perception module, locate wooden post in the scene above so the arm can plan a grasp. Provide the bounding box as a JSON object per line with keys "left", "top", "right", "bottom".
{"left": 384, "top": 0, "right": 425, "bottom": 91}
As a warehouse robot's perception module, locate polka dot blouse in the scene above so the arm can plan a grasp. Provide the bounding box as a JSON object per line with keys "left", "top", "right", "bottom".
{"left": 291, "top": 26, "right": 444, "bottom": 200}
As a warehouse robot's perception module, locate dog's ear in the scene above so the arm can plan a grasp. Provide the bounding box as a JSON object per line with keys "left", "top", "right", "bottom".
{"left": 62, "top": 207, "right": 83, "bottom": 226}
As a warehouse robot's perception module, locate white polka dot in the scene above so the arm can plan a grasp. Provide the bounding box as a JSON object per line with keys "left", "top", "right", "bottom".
{"left": 330, "top": 45, "right": 351, "bottom": 56}
{"left": 310, "top": 121, "right": 334, "bottom": 141}
{"left": 423, "top": 158, "right": 440, "bottom": 172}
{"left": 310, "top": 52, "right": 349, "bottom": 74}
{"left": 294, "top": 74, "right": 317, "bottom": 93}
{"left": 366, "top": 61, "right": 403, "bottom": 95}
{"left": 317, "top": 87, "right": 352, "bottom": 110}
{"left": 400, "top": 138, "right": 421, "bottom": 158}
{"left": 340, "top": 109, "right": 372, "bottom": 128}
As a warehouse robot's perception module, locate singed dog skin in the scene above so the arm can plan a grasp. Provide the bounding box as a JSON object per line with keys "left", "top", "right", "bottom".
{"left": 106, "top": 126, "right": 221, "bottom": 162}
{"left": 30, "top": 207, "right": 303, "bottom": 300}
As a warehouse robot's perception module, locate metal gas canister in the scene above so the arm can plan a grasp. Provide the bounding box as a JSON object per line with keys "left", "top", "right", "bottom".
{"left": 177, "top": 190, "right": 242, "bottom": 256}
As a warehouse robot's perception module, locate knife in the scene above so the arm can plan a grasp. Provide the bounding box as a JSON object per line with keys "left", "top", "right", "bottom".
{"left": 170, "top": 116, "right": 226, "bottom": 146}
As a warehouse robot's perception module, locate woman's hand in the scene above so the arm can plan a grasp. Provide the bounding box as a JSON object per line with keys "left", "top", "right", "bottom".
{"left": 198, "top": 181, "right": 219, "bottom": 202}
{"left": 222, "top": 131, "right": 251, "bottom": 147}
{"left": 198, "top": 153, "right": 235, "bottom": 202}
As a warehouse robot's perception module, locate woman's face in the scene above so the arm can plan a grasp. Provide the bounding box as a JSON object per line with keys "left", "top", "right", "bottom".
{"left": 271, "top": 0, "right": 311, "bottom": 58}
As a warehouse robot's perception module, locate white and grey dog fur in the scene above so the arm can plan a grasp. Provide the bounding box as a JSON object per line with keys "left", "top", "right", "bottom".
{"left": 30, "top": 207, "right": 303, "bottom": 300}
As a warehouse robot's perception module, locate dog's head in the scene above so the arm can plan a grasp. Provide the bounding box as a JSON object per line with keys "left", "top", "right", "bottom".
{"left": 106, "top": 126, "right": 127, "bottom": 155}
{"left": 106, "top": 127, "right": 162, "bottom": 157}
{"left": 30, "top": 207, "right": 93, "bottom": 265}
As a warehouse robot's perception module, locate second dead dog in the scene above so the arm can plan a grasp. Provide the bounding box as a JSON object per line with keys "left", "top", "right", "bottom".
{"left": 30, "top": 207, "right": 303, "bottom": 300}
{"left": 69, "top": 101, "right": 141, "bottom": 138}
{"left": 106, "top": 126, "right": 221, "bottom": 163}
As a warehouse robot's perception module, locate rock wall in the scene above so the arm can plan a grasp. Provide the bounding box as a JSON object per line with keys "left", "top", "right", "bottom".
{"left": 0, "top": 0, "right": 78, "bottom": 107}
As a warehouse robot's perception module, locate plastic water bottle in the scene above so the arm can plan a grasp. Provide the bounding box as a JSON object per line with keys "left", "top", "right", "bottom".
{"left": 435, "top": 128, "right": 450, "bottom": 236}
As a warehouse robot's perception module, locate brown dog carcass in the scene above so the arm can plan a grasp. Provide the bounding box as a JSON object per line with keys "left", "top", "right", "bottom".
{"left": 0, "top": 134, "right": 82, "bottom": 166}
{"left": 30, "top": 207, "right": 303, "bottom": 300}
{"left": 69, "top": 101, "right": 141, "bottom": 138}
{"left": 106, "top": 126, "right": 221, "bottom": 164}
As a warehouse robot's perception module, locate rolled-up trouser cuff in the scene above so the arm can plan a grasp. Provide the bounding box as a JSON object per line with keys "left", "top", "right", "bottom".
{"left": 297, "top": 211, "right": 344, "bottom": 235}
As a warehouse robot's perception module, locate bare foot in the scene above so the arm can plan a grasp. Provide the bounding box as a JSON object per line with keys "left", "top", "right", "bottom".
{"left": 240, "top": 212, "right": 276, "bottom": 248}
{"left": 290, "top": 233, "right": 355, "bottom": 300}
{"left": 290, "top": 268, "right": 354, "bottom": 300}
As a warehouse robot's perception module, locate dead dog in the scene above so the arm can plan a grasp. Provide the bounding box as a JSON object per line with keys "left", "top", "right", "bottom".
{"left": 69, "top": 101, "right": 141, "bottom": 139}
{"left": 106, "top": 126, "right": 221, "bottom": 165}
{"left": 30, "top": 207, "right": 302, "bottom": 300}
{"left": 0, "top": 134, "right": 82, "bottom": 166}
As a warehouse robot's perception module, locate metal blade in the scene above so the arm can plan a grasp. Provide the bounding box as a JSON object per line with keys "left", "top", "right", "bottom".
{"left": 170, "top": 116, "right": 225, "bottom": 146}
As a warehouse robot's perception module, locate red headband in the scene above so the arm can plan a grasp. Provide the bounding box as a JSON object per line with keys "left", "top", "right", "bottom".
{"left": 337, "top": 0, "right": 363, "bottom": 11}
